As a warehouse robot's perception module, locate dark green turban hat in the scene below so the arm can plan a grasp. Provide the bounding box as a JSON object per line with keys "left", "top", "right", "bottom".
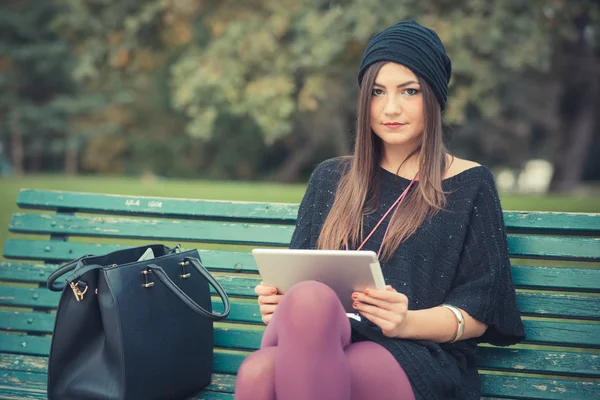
{"left": 358, "top": 20, "right": 452, "bottom": 110}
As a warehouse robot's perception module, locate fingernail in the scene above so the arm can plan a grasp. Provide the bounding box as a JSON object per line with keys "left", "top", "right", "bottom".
{"left": 352, "top": 293, "right": 358, "bottom": 300}
{"left": 363, "top": 289, "right": 369, "bottom": 295}
{"left": 352, "top": 301, "right": 359, "bottom": 308}
{"left": 270, "top": 288, "right": 277, "bottom": 294}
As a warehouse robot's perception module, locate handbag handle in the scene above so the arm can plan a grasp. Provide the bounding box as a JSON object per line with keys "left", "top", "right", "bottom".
{"left": 47, "top": 245, "right": 180, "bottom": 292}
{"left": 47, "top": 254, "right": 93, "bottom": 292}
{"left": 149, "top": 257, "right": 231, "bottom": 321}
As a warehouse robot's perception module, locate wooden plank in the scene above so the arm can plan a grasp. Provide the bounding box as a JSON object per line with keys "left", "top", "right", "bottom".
{"left": 0, "top": 335, "right": 50, "bottom": 357}
{"left": 0, "top": 288, "right": 60, "bottom": 310}
{"left": 0, "top": 386, "right": 233, "bottom": 400}
{"left": 0, "top": 262, "right": 57, "bottom": 284}
{"left": 1, "top": 311, "right": 599, "bottom": 350}
{"left": 522, "top": 320, "right": 600, "bottom": 348}
{"left": 476, "top": 347, "right": 599, "bottom": 378}
{"left": 0, "top": 281, "right": 259, "bottom": 309}
{"left": 0, "top": 351, "right": 246, "bottom": 376}
{"left": 503, "top": 211, "right": 600, "bottom": 235}
{"left": 0, "top": 387, "right": 47, "bottom": 400}
{"left": 515, "top": 292, "right": 600, "bottom": 320}
{"left": 3, "top": 282, "right": 599, "bottom": 321}
{"left": 0, "top": 261, "right": 261, "bottom": 291}
{"left": 9, "top": 213, "right": 293, "bottom": 246}
{"left": 511, "top": 265, "right": 600, "bottom": 292}
{"left": 506, "top": 235, "right": 600, "bottom": 261}
{"left": 17, "top": 189, "right": 299, "bottom": 223}
{"left": 2, "top": 240, "right": 261, "bottom": 272}
{"left": 17, "top": 190, "right": 600, "bottom": 234}
{"left": 0, "top": 301, "right": 259, "bottom": 331}
{"left": 6, "top": 333, "right": 594, "bottom": 380}
{"left": 480, "top": 374, "right": 600, "bottom": 399}
{"left": 2, "top": 354, "right": 600, "bottom": 400}
{"left": 7, "top": 216, "right": 600, "bottom": 260}
{"left": 4, "top": 257, "right": 600, "bottom": 295}
{"left": 0, "top": 324, "right": 263, "bottom": 356}
{"left": 0, "top": 369, "right": 236, "bottom": 396}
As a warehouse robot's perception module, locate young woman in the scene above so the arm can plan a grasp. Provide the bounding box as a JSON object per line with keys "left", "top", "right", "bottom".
{"left": 234, "top": 20, "right": 525, "bottom": 400}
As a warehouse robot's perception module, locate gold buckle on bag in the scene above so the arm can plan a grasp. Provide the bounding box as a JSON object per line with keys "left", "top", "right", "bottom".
{"left": 69, "top": 281, "right": 88, "bottom": 301}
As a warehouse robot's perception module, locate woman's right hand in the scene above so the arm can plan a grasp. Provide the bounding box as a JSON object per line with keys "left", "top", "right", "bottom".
{"left": 255, "top": 282, "right": 282, "bottom": 325}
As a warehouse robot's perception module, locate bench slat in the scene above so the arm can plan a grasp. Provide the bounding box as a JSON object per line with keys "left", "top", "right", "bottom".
{"left": 17, "top": 189, "right": 299, "bottom": 223}
{"left": 6, "top": 236, "right": 600, "bottom": 268}
{"left": 515, "top": 292, "right": 600, "bottom": 320}
{"left": 511, "top": 265, "right": 600, "bottom": 292}
{"left": 4, "top": 260, "right": 600, "bottom": 293}
{"left": 8, "top": 213, "right": 600, "bottom": 260}
{"left": 2, "top": 284, "right": 599, "bottom": 321}
{"left": 522, "top": 320, "right": 600, "bottom": 348}
{"left": 479, "top": 374, "right": 600, "bottom": 400}
{"left": 476, "top": 347, "right": 599, "bottom": 377}
{"left": 0, "top": 369, "right": 236, "bottom": 397}
{"left": 505, "top": 235, "right": 600, "bottom": 261}
{"left": 1, "top": 356, "right": 599, "bottom": 400}
{"left": 3, "top": 346, "right": 599, "bottom": 384}
{"left": 503, "top": 212, "right": 600, "bottom": 235}
{"left": 0, "top": 387, "right": 47, "bottom": 400}
{"left": 0, "top": 325, "right": 263, "bottom": 356}
{"left": 0, "top": 302, "right": 258, "bottom": 332}
{"left": 2, "top": 240, "right": 259, "bottom": 273}
{"left": 17, "top": 190, "right": 600, "bottom": 234}
{"left": 9, "top": 213, "right": 293, "bottom": 246}
{"left": 0, "top": 386, "right": 233, "bottom": 400}
{"left": 0, "top": 351, "right": 246, "bottom": 376}
{"left": 1, "top": 313, "right": 599, "bottom": 350}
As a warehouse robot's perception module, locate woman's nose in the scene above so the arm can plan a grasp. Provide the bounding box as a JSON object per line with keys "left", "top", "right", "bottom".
{"left": 384, "top": 95, "right": 402, "bottom": 115}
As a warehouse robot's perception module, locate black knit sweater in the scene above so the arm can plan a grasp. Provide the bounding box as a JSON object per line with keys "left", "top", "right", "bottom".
{"left": 289, "top": 158, "right": 525, "bottom": 400}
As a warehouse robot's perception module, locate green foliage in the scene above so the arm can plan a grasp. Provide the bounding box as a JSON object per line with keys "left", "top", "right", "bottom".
{"left": 0, "top": 0, "right": 598, "bottom": 183}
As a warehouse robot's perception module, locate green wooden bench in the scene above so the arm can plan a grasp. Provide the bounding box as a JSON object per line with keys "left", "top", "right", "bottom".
{"left": 1, "top": 189, "right": 599, "bottom": 399}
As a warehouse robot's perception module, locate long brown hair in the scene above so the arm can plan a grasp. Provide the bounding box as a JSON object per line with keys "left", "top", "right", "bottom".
{"left": 317, "top": 61, "right": 449, "bottom": 260}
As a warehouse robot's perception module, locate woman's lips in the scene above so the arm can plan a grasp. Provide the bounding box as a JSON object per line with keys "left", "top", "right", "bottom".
{"left": 383, "top": 122, "right": 407, "bottom": 130}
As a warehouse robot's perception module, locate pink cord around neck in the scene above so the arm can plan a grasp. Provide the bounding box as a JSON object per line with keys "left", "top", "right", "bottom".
{"left": 345, "top": 172, "right": 419, "bottom": 258}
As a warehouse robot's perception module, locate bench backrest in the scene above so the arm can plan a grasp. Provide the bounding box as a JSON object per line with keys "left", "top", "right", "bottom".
{"left": 1, "top": 189, "right": 599, "bottom": 399}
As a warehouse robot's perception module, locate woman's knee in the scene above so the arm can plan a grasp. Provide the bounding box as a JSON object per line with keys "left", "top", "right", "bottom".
{"left": 280, "top": 281, "right": 343, "bottom": 319}
{"left": 280, "top": 281, "right": 346, "bottom": 320}
{"left": 276, "top": 280, "right": 350, "bottom": 345}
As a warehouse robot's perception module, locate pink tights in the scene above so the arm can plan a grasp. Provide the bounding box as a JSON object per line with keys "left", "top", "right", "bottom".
{"left": 234, "top": 281, "right": 416, "bottom": 400}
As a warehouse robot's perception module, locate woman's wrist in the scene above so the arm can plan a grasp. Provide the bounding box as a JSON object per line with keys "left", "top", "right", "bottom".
{"left": 393, "top": 308, "right": 460, "bottom": 342}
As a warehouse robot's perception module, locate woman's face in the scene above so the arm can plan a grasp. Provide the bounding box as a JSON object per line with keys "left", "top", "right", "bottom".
{"left": 369, "top": 62, "right": 424, "bottom": 154}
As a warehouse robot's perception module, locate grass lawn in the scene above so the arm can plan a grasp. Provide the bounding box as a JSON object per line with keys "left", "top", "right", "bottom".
{"left": 1, "top": 174, "right": 599, "bottom": 257}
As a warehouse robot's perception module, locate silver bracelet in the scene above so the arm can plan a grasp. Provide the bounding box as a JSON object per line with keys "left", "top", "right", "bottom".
{"left": 441, "top": 304, "right": 465, "bottom": 343}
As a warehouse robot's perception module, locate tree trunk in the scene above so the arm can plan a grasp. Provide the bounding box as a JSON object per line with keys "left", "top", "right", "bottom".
{"left": 549, "top": 13, "right": 598, "bottom": 193}
{"left": 10, "top": 112, "right": 24, "bottom": 176}
{"left": 65, "top": 134, "right": 78, "bottom": 175}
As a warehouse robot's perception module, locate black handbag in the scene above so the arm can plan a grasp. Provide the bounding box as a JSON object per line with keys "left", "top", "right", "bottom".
{"left": 46, "top": 244, "right": 230, "bottom": 400}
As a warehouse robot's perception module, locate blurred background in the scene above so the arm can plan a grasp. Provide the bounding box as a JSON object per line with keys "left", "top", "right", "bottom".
{"left": 1, "top": 0, "right": 599, "bottom": 245}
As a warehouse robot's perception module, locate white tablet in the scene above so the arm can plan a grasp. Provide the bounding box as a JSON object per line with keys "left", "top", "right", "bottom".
{"left": 251, "top": 249, "right": 386, "bottom": 313}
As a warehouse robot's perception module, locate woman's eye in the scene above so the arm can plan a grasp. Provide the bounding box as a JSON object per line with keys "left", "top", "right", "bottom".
{"left": 372, "top": 88, "right": 384, "bottom": 96}
{"left": 403, "top": 88, "right": 420, "bottom": 96}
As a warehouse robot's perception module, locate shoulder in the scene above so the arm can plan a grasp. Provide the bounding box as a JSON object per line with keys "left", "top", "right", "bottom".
{"left": 444, "top": 156, "right": 482, "bottom": 179}
{"left": 309, "top": 156, "right": 352, "bottom": 183}
{"left": 443, "top": 157, "right": 501, "bottom": 205}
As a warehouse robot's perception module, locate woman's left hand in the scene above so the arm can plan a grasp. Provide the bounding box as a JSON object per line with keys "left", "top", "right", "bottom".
{"left": 352, "top": 285, "right": 409, "bottom": 338}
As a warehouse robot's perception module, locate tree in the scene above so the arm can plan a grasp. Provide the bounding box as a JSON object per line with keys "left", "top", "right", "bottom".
{"left": 0, "top": 1, "right": 76, "bottom": 174}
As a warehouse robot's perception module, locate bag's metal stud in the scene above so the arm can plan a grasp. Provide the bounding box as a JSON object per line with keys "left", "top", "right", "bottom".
{"left": 179, "top": 260, "right": 191, "bottom": 279}
{"left": 142, "top": 268, "right": 155, "bottom": 288}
